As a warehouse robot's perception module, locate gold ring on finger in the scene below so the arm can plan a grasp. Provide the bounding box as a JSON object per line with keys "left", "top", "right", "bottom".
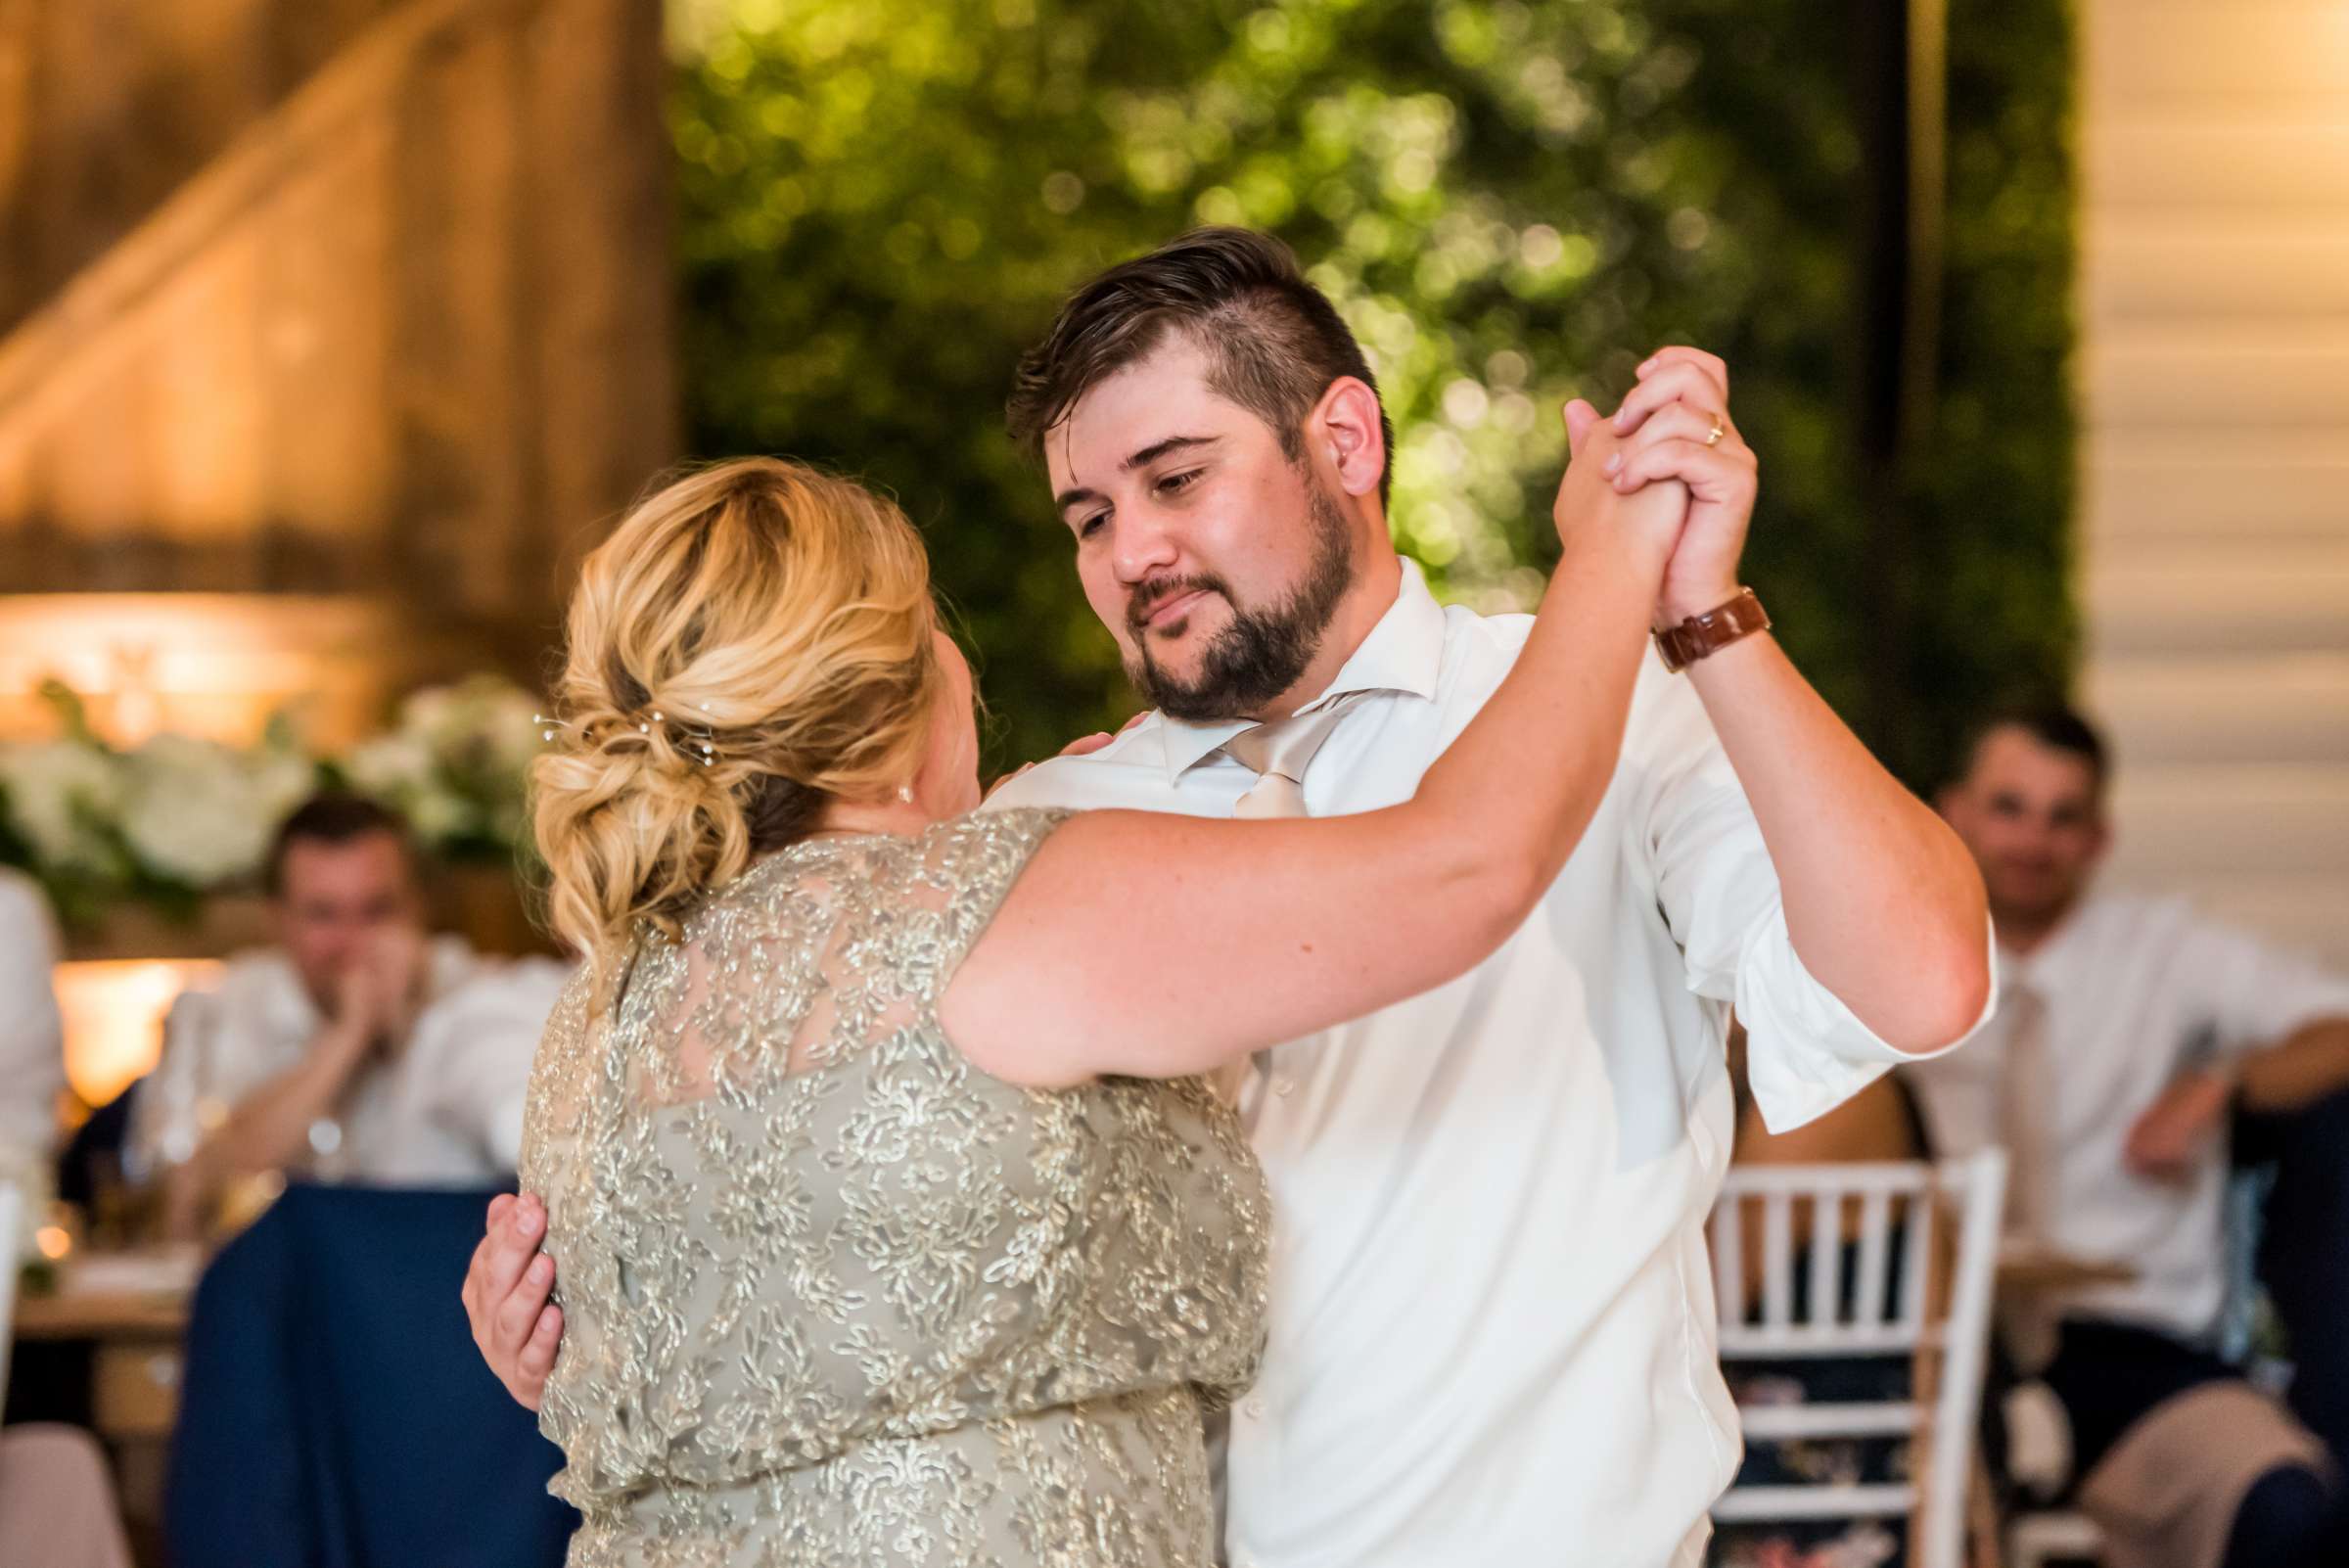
{"left": 1704, "top": 415, "right": 1726, "bottom": 448}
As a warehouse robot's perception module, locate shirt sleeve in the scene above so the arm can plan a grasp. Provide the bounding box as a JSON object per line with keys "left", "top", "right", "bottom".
{"left": 417, "top": 957, "right": 572, "bottom": 1173}
{"left": 0, "top": 875, "right": 65, "bottom": 1165}
{"left": 2178, "top": 910, "right": 2349, "bottom": 1058}
{"left": 123, "top": 992, "right": 198, "bottom": 1181}
{"left": 1629, "top": 657, "right": 1995, "bottom": 1133}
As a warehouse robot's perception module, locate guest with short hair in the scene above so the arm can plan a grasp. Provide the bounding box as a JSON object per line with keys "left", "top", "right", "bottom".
{"left": 128, "top": 794, "right": 565, "bottom": 1238}
{"left": 1907, "top": 705, "right": 2349, "bottom": 1568}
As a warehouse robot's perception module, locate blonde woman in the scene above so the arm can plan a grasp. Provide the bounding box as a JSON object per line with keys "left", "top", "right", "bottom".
{"left": 504, "top": 416, "right": 1676, "bottom": 1565}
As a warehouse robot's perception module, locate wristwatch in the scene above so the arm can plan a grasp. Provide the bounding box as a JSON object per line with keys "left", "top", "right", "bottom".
{"left": 1655, "top": 587, "right": 1772, "bottom": 673}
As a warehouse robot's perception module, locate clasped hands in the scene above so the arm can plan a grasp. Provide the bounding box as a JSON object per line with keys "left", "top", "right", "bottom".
{"left": 328, "top": 927, "right": 429, "bottom": 1061}
{"left": 1554, "top": 346, "right": 1758, "bottom": 633}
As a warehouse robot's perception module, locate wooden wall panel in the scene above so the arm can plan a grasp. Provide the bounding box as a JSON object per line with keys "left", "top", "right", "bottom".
{"left": 2077, "top": 0, "right": 2349, "bottom": 965}
{"left": 517, "top": 0, "right": 675, "bottom": 631}
{"left": 259, "top": 115, "right": 394, "bottom": 561}
{"left": 146, "top": 226, "right": 268, "bottom": 556}
{"left": 0, "top": 0, "right": 676, "bottom": 680}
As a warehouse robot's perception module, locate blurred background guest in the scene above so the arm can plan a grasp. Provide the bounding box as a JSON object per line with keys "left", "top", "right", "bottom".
{"left": 1906, "top": 707, "right": 2349, "bottom": 1568}
{"left": 0, "top": 868, "right": 65, "bottom": 1219}
{"left": 126, "top": 796, "right": 565, "bottom": 1239}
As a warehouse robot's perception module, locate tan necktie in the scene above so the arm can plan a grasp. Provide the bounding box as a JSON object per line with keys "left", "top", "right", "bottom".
{"left": 1999, "top": 981, "right": 2054, "bottom": 1245}
{"left": 1998, "top": 979, "right": 2061, "bottom": 1370}
{"left": 1221, "top": 693, "right": 1365, "bottom": 819}
{"left": 1207, "top": 693, "right": 1366, "bottom": 1110}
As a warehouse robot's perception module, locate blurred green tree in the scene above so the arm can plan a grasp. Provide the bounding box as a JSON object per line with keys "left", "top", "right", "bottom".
{"left": 668, "top": 0, "right": 2074, "bottom": 783}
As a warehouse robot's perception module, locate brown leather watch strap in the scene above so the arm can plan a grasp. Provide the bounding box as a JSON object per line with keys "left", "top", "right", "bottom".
{"left": 1655, "top": 587, "right": 1772, "bottom": 672}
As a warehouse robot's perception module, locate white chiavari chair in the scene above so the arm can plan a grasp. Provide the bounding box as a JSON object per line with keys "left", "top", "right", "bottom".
{"left": 1709, "top": 1151, "right": 2006, "bottom": 1568}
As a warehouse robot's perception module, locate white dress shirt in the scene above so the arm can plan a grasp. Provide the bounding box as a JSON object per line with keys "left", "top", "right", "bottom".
{"left": 0, "top": 870, "right": 66, "bottom": 1239}
{"left": 988, "top": 562, "right": 1984, "bottom": 1568}
{"left": 127, "top": 937, "right": 569, "bottom": 1187}
{"left": 1905, "top": 893, "right": 2349, "bottom": 1343}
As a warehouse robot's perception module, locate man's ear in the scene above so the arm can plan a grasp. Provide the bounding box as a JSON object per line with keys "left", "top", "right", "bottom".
{"left": 1312, "top": 377, "right": 1387, "bottom": 500}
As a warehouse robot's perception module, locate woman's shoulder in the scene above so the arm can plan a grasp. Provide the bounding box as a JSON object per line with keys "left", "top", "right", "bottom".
{"left": 915, "top": 808, "right": 1076, "bottom": 923}
{"left": 935, "top": 803, "right": 1081, "bottom": 850}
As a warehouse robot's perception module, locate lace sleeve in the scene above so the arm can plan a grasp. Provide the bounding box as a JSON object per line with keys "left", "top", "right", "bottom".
{"left": 517, "top": 963, "right": 599, "bottom": 1199}
{"left": 910, "top": 807, "right": 1074, "bottom": 1004}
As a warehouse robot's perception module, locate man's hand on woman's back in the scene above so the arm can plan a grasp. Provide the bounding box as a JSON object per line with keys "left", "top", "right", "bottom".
{"left": 461, "top": 1191, "right": 562, "bottom": 1410}
{"left": 985, "top": 711, "right": 1149, "bottom": 802}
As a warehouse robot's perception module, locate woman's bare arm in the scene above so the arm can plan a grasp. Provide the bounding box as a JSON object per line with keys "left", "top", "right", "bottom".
{"left": 944, "top": 409, "right": 1681, "bottom": 1086}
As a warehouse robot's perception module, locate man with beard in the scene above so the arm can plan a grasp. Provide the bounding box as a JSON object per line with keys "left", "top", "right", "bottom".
{"left": 1909, "top": 708, "right": 2349, "bottom": 1568}
{"left": 465, "top": 228, "right": 1994, "bottom": 1566}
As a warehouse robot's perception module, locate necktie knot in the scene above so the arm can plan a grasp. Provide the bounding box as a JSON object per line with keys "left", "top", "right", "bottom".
{"left": 1221, "top": 693, "right": 1365, "bottom": 819}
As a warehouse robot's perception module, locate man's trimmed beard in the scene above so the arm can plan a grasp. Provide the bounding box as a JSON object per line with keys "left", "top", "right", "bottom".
{"left": 1125, "top": 478, "right": 1358, "bottom": 722}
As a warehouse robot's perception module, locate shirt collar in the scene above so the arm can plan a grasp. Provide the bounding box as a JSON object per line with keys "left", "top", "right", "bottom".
{"left": 1150, "top": 559, "right": 1448, "bottom": 782}
{"left": 1995, "top": 895, "right": 2095, "bottom": 994}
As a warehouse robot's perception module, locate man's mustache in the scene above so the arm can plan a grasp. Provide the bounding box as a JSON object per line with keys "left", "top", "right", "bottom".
{"left": 1126, "top": 574, "right": 1230, "bottom": 635}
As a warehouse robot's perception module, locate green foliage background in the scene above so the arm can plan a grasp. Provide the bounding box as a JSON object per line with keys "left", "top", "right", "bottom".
{"left": 668, "top": 0, "right": 2076, "bottom": 784}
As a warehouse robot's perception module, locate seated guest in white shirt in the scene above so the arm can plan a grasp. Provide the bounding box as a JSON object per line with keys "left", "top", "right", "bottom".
{"left": 129, "top": 795, "right": 566, "bottom": 1237}
{"left": 1907, "top": 706, "right": 2349, "bottom": 1568}
{"left": 464, "top": 228, "right": 1993, "bottom": 1567}
{"left": 0, "top": 868, "right": 66, "bottom": 1214}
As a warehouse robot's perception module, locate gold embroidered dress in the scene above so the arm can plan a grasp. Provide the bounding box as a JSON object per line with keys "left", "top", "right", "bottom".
{"left": 520, "top": 809, "right": 1270, "bottom": 1567}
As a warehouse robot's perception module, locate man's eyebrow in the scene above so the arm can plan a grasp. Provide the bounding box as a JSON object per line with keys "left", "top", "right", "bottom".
{"left": 1122, "top": 434, "right": 1219, "bottom": 472}
{"left": 1054, "top": 435, "right": 1221, "bottom": 516}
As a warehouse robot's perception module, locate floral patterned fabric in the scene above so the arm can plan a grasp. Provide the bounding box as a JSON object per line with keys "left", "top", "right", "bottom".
{"left": 521, "top": 809, "right": 1271, "bottom": 1567}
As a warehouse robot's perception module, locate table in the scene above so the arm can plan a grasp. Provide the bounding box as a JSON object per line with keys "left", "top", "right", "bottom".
{"left": 15, "top": 1286, "right": 191, "bottom": 1441}
{"left": 12, "top": 1260, "right": 196, "bottom": 1560}
{"left": 1996, "top": 1246, "right": 2139, "bottom": 1297}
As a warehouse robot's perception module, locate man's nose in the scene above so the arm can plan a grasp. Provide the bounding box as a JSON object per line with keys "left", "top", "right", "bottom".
{"left": 1111, "top": 510, "right": 1180, "bottom": 584}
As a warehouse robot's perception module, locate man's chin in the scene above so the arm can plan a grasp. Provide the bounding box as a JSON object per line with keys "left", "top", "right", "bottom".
{"left": 1990, "top": 878, "right": 2077, "bottom": 927}
{"left": 1130, "top": 624, "right": 1219, "bottom": 682}
{"left": 1128, "top": 657, "right": 1231, "bottom": 721}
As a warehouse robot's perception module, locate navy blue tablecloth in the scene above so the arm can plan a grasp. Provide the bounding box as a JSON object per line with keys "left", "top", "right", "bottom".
{"left": 166, "top": 1182, "right": 577, "bottom": 1568}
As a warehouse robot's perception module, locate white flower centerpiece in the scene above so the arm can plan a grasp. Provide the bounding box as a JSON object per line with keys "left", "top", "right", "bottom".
{"left": 0, "top": 675, "right": 542, "bottom": 933}
{"left": 339, "top": 674, "right": 543, "bottom": 863}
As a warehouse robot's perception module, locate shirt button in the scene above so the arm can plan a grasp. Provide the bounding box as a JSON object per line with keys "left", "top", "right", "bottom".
{"left": 1242, "top": 1396, "right": 1267, "bottom": 1420}
{"left": 1271, "top": 1078, "right": 1294, "bottom": 1098}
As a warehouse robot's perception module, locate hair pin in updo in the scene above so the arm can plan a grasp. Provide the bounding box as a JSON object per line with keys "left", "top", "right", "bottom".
{"left": 681, "top": 704, "right": 718, "bottom": 766}
{"left": 534, "top": 705, "right": 718, "bottom": 765}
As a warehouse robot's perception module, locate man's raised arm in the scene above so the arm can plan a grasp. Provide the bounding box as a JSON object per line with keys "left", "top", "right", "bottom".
{"left": 1610, "top": 346, "right": 1991, "bottom": 1056}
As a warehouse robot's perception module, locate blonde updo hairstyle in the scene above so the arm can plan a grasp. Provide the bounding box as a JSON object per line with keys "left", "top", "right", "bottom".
{"left": 532, "top": 457, "right": 948, "bottom": 977}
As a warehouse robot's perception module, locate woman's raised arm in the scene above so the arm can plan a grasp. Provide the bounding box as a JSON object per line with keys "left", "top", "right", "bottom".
{"left": 943, "top": 407, "right": 1684, "bottom": 1086}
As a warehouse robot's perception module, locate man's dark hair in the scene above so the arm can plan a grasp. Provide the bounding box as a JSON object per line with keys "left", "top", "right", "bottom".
{"left": 264, "top": 793, "right": 420, "bottom": 897}
{"left": 1957, "top": 704, "right": 2110, "bottom": 793}
{"left": 1006, "top": 227, "right": 1396, "bottom": 508}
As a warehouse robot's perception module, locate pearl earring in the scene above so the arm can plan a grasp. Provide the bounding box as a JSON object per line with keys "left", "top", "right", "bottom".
{"left": 898, "top": 784, "right": 915, "bottom": 806}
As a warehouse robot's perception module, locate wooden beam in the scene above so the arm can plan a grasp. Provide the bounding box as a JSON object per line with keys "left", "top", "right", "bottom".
{"left": 0, "top": 0, "right": 514, "bottom": 463}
